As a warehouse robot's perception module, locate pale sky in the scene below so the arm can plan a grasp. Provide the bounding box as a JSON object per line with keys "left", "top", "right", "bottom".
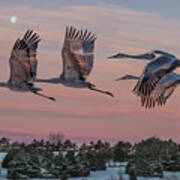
{"left": 0, "top": 0, "right": 180, "bottom": 142}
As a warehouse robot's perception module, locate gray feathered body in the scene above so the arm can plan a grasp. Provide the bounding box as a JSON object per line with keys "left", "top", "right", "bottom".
{"left": 34, "top": 26, "right": 113, "bottom": 97}
{"left": 60, "top": 26, "right": 96, "bottom": 86}
{"left": 141, "top": 72, "right": 180, "bottom": 108}
{"left": 36, "top": 26, "right": 97, "bottom": 89}
{"left": 133, "top": 55, "right": 180, "bottom": 96}
{"left": 5, "top": 30, "right": 41, "bottom": 93}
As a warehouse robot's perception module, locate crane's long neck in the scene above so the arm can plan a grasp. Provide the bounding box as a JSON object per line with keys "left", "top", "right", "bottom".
{"left": 34, "top": 78, "right": 60, "bottom": 84}
{"left": 116, "top": 75, "right": 139, "bottom": 81}
{"left": 109, "top": 52, "right": 154, "bottom": 60}
{"left": 121, "top": 50, "right": 175, "bottom": 59}
{"left": 121, "top": 53, "right": 154, "bottom": 60}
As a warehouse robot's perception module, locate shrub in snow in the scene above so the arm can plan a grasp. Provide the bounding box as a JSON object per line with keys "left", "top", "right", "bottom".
{"left": 7, "top": 150, "right": 54, "bottom": 179}
{"left": 85, "top": 150, "right": 106, "bottom": 171}
{"left": 112, "top": 141, "right": 132, "bottom": 162}
{"left": 161, "top": 143, "right": 180, "bottom": 172}
{"left": 2, "top": 149, "right": 20, "bottom": 168}
{"left": 126, "top": 137, "right": 180, "bottom": 178}
{"left": 163, "top": 153, "right": 180, "bottom": 171}
{"left": 6, "top": 148, "right": 91, "bottom": 179}
{"left": 60, "top": 172, "right": 68, "bottom": 180}
{"left": 126, "top": 137, "right": 166, "bottom": 178}
{"left": 126, "top": 159, "right": 163, "bottom": 178}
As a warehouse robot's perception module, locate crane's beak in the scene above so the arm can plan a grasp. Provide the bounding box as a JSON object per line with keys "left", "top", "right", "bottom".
{"left": 108, "top": 53, "right": 126, "bottom": 59}
{"left": 108, "top": 55, "right": 117, "bottom": 59}
{"left": 115, "top": 77, "right": 123, "bottom": 81}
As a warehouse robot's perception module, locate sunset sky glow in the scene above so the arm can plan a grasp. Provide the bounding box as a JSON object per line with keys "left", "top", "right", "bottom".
{"left": 0, "top": 0, "right": 180, "bottom": 143}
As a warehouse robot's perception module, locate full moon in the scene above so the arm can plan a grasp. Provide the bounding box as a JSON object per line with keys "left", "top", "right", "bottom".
{"left": 10, "top": 16, "right": 17, "bottom": 24}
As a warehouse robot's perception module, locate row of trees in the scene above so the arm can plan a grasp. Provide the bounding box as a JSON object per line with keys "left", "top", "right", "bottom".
{"left": 0, "top": 133, "right": 133, "bottom": 163}
{"left": 0, "top": 133, "right": 75, "bottom": 151}
{"left": 0, "top": 134, "right": 180, "bottom": 179}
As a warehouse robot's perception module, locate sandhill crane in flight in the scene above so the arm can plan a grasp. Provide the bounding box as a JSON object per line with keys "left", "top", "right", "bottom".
{"left": 108, "top": 49, "right": 175, "bottom": 60}
{"left": 116, "top": 73, "right": 179, "bottom": 108}
{"left": 0, "top": 30, "right": 56, "bottom": 101}
{"left": 109, "top": 49, "right": 180, "bottom": 97}
{"left": 35, "top": 26, "right": 113, "bottom": 97}
{"left": 110, "top": 50, "right": 180, "bottom": 108}
{"left": 140, "top": 72, "right": 180, "bottom": 108}
{"left": 112, "top": 50, "right": 176, "bottom": 81}
{"left": 109, "top": 50, "right": 176, "bottom": 81}
{"left": 132, "top": 53, "right": 180, "bottom": 98}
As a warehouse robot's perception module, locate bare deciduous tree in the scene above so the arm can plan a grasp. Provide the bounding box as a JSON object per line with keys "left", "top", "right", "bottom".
{"left": 48, "top": 132, "right": 65, "bottom": 145}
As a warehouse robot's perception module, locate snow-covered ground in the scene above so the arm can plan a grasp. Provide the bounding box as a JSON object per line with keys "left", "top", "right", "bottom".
{"left": 0, "top": 152, "right": 8, "bottom": 180}
{"left": 0, "top": 152, "right": 7, "bottom": 162}
{"left": 32, "top": 170, "right": 180, "bottom": 180}
{"left": 0, "top": 152, "right": 180, "bottom": 180}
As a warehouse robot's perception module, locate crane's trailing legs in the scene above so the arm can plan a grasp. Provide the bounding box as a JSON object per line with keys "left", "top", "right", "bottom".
{"left": 29, "top": 86, "right": 56, "bottom": 101}
{"left": 31, "top": 90, "right": 56, "bottom": 101}
{"left": 88, "top": 84, "right": 114, "bottom": 97}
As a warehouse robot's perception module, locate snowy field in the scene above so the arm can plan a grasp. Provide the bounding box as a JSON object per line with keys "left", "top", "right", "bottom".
{"left": 32, "top": 171, "right": 180, "bottom": 180}
{"left": 0, "top": 152, "right": 180, "bottom": 180}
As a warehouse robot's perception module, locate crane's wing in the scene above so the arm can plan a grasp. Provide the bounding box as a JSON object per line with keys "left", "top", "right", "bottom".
{"left": 133, "top": 56, "right": 178, "bottom": 97}
{"left": 158, "top": 87, "right": 175, "bottom": 105}
{"left": 140, "top": 73, "right": 180, "bottom": 108}
{"left": 23, "top": 30, "right": 41, "bottom": 78}
{"left": 140, "top": 86, "right": 175, "bottom": 109}
{"left": 153, "top": 73, "right": 180, "bottom": 107}
{"left": 61, "top": 26, "right": 96, "bottom": 80}
{"left": 9, "top": 30, "right": 41, "bottom": 85}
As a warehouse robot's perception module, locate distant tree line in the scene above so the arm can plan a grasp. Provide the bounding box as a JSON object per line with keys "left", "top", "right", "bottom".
{"left": 0, "top": 134, "right": 180, "bottom": 179}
